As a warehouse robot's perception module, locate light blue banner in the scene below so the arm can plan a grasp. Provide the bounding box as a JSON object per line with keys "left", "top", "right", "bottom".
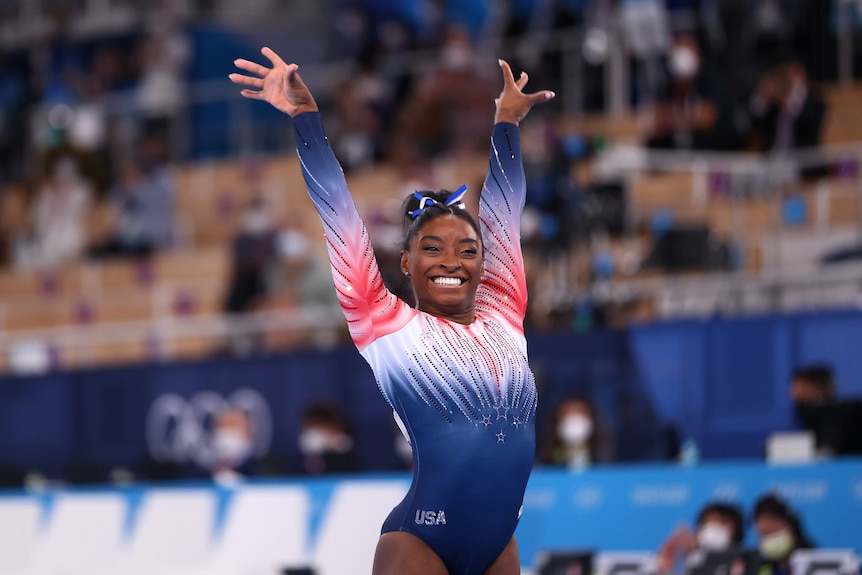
{"left": 517, "top": 459, "right": 862, "bottom": 564}
{"left": 2, "top": 459, "right": 860, "bottom": 572}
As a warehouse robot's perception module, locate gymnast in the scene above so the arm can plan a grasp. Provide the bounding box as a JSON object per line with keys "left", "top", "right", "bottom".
{"left": 231, "top": 46, "right": 554, "bottom": 575}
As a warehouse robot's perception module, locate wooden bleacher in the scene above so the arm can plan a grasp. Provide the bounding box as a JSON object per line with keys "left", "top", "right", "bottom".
{"left": 2, "top": 82, "right": 862, "bottom": 373}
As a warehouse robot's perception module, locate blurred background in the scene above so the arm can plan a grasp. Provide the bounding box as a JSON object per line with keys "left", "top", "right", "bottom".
{"left": 0, "top": 0, "right": 861, "bottom": 574}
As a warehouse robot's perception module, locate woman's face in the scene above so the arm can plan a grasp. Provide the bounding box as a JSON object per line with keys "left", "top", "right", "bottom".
{"left": 401, "top": 214, "right": 483, "bottom": 324}
{"left": 755, "top": 512, "right": 796, "bottom": 561}
{"left": 755, "top": 513, "right": 790, "bottom": 539}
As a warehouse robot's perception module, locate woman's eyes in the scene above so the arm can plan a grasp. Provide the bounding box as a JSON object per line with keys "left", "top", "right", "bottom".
{"left": 419, "top": 245, "right": 478, "bottom": 256}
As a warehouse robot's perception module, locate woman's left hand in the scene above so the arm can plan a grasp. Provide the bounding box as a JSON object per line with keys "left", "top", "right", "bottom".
{"left": 494, "top": 59, "right": 555, "bottom": 125}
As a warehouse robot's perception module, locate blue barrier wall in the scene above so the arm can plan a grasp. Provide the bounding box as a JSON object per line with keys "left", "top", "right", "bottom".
{"left": 1, "top": 460, "right": 860, "bottom": 571}
{"left": 2, "top": 309, "right": 862, "bottom": 478}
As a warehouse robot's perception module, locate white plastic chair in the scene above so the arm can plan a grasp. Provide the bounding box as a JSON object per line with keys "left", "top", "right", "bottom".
{"left": 0, "top": 497, "right": 42, "bottom": 575}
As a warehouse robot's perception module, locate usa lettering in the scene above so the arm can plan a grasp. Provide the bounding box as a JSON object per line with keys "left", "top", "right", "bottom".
{"left": 414, "top": 510, "right": 447, "bottom": 525}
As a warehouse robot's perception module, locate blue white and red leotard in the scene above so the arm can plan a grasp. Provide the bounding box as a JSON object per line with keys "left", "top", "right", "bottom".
{"left": 292, "top": 112, "right": 538, "bottom": 575}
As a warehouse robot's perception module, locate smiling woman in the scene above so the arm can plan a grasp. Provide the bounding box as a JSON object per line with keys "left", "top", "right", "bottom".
{"left": 230, "top": 46, "right": 554, "bottom": 575}
{"left": 398, "top": 191, "right": 484, "bottom": 324}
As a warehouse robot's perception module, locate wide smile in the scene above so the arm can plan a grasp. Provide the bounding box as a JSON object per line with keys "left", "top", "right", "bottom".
{"left": 430, "top": 276, "right": 466, "bottom": 288}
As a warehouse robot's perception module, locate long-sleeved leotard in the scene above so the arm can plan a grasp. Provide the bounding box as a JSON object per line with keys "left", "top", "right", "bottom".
{"left": 292, "top": 112, "right": 537, "bottom": 575}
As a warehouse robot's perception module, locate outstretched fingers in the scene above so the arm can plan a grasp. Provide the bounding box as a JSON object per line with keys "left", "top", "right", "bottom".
{"left": 261, "top": 46, "right": 286, "bottom": 68}
{"left": 229, "top": 73, "right": 263, "bottom": 89}
{"left": 527, "top": 89, "right": 556, "bottom": 105}
{"left": 233, "top": 58, "right": 270, "bottom": 78}
{"left": 498, "top": 59, "right": 517, "bottom": 88}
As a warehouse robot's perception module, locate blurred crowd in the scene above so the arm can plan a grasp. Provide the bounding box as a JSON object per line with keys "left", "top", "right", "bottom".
{"left": 0, "top": 0, "right": 855, "bottom": 339}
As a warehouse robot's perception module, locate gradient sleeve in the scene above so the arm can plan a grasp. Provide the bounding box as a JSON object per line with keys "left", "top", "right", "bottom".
{"left": 475, "top": 122, "right": 528, "bottom": 332}
{"left": 292, "top": 112, "right": 411, "bottom": 351}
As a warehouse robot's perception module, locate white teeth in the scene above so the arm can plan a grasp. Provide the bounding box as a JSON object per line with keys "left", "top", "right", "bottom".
{"left": 433, "top": 277, "right": 462, "bottom": 286}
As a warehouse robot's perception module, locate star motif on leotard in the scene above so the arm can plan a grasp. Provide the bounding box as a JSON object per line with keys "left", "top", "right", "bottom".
{"left": 496, "top": 430, "right": 506, "bottom": 443}
{"left": 494, "top": 404, "right": 509, "bottom": 420}
{"left": 511, "top": 416, "right": 522, "bottom": 428}
{"left": 480, "top": 415, "right": 492, "bottom": 427}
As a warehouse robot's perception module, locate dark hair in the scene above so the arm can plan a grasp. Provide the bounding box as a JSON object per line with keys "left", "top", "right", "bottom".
{"left": 697, "top": 501, "right": 746, "bottom": 545}
{"left": 753, "top": 493, "right": 816, "bottom": 550}
{"left": 301, "top": 401, "right": 352, "bottom": 433}
{"left": 791, "top": 364, "right": 836, "bottom": 400}
{"left": 400, "top": 189, "right": 482, "bottom": 252}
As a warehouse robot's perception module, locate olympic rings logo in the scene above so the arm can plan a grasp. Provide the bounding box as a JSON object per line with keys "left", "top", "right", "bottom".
{"left": 145, "top": 389, "right": 273, "bottom": 468}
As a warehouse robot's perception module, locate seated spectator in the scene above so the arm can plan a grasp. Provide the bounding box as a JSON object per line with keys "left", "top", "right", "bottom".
{"left": 537, "top": 395, "right": 612, "bottom": 470}
{"left": 17, "top": 156, "right": 93, "bottom": 271}
{"left": 210, "top": 407, "right": 254, "bottom": 485}
{"left": 788, "top": 363, "right": 862, "bottom": 456}
{"left": 789, "top": 364, "right": 836, "bottom": 412}
{"left": 656, "top": 501, "right": 746, "bottom": 575}
{"left": 89, "top": 137, "right": 175, "bottom": 259}
{"left": 646, "top": 33, "right": 743, "bottom": 151}
{"left": 223, "top": 198, "right": 278, "bottom": 315}
{"left": 296, "top": 401, "right": 361, "bottom": 475}
{"left": 748, "top": 59, "right": 825, "bottom": 153}
{"left": 752, "top": 493, "right": 815, "bottom": 574}
{"left": 394, "top": 23, "right": 497, "bottom": 159}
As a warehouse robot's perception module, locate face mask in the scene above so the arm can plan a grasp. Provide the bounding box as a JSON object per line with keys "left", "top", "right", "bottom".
{"left": 298, "top": 428, "right": 329, "bottom": 456}
{"left": 212, "top": 429, "right": 251, "bottom": 464}
{"left": 697, "top": 522, "right": 732, "bottom": 551}
{"left": 759, "top": 529, "right": 795, "bottom": 560}
{"left": 558, "top": 414, "right": 593, "bottom": 446}
{"left": 669, "top": 46, "right": 699, "bottom": 79}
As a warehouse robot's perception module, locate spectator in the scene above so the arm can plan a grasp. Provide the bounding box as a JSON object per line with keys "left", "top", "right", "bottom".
{"left": 17, "top": 156, "right": 93, "bottom": 271}
{"left": 619, "top": 0, "right": 672, "bottom": 105}
{"left": 748, "top": 59, "right": 825, "bottom": 153}
{"left": 223, "top": 198, "right": 278, "bottom": 315}
{"left": 210, "top": 407, "right": 254, "bottom": 485}
{"left": 266, "top": 212, "right": 342, "bottom": 349}
{"left": 656, "top": 501, "right": 746, "bottom": 575}
{"left": 394, "top": 23, "right": 497, "bottom": 159}
{"left": 787, "top": 363, "right": 862, "bottom": 456}
{"left": 135, "top": 2, "right": 190, "bottom": 149}
{"left": 646, "top": 33, "right": 743, "bottom": 151}
{"left": 752, "top": 493, "right": 815, "bottom": 572}
{"left": 296, "top": 401, "right": 361, "bottom": 475}
{"left": 538, "top": 395, "right": 612, "bottom": 470}
{"left": 789, "top": 364, "right": 836, "bottom": 409}
{"left": 90, "top": 136, "right": 176, "bottom": 259}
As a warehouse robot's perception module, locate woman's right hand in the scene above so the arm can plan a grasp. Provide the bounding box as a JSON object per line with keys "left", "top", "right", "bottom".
{"left": 230, "top": 47, "right": 318, "bottom": 117}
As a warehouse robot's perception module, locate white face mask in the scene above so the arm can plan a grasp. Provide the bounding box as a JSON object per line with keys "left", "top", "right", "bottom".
{"left": 558, "top": 414, "right": 593, "bottom": 446}
{"left": 298, "top": 428, "right": 329, "bottom": 456}
{"left": 212, "top": 429, "right": 251, "bottom": 465}
{"left": 697, "top": 522, "right": 732, "bottom": 551}
{"left": 669, "top": 46, "right": 699, "bottom": 79}
{"left": 759, "top": 529, "right": 795, "bottom": 560}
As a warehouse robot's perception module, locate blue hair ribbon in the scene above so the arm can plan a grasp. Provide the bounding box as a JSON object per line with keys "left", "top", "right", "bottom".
{"left": 408, "top": 184, "right": 468, "bottom": 220}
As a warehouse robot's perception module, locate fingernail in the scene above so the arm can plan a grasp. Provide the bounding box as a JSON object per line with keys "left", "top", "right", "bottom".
{"left": 547, "top": 91, "right": 556, "bottom": 99}
{"left": 498, "top": 59, "right": 503, "bottom": 66}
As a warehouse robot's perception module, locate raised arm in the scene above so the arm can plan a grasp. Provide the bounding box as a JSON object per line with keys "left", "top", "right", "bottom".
{"left": 475, "top": 60, "right": 554, "bottom": 330}
{"left": 231, "top": 48, "right": 412, "bottom": 351}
